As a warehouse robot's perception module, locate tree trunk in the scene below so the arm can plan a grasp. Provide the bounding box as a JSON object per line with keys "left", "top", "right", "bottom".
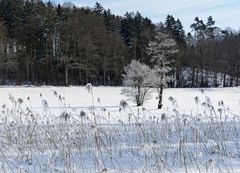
{"left": 196, "top": 68, "right": 199, "bottom": 87}
{"left": 65, "top": 66, "right": 69, "bottom": 86}
{"left": 103, "top": 70, "right": 106, "bottom": 86}
{"left": 158, "top": 85, "right": 163, "bottom": 109}
{"left": 78, "top": 68, "right": 82, "bottom": 85}
{"left": 223, "top": 73, "right": 227, "bottom": 87}
{"left": 205, "top": 70, "right": 209, "bottom": 87}
{"left": 103, "top": 56, "right": 106, "bottom": 86}
{"left": 26, "top": 64, "right": 29, "bottom": 82}
{"left": 230, "top": 77, "right": 233, "bottom": 87}
{"left": 136, "top": 84, "right": 142, "bottom": 107}
{"left": 200, "top": 69, "right": 204, "bottom": 87}
{"left": 133, "top": 39, "right": 137, "bottom": 60}
{"left": 214, "top": 72, "right": 218, "bottom": 87}
{"left": 191, "top": 68, "right": 195, "bottom": 88}
{"left": 176, "top": 66, "right": 182, "bottom": 88}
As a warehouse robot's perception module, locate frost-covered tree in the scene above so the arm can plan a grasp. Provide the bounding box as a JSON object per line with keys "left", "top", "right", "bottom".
{"left": 121, "top": 60, "right": 152, "bottom": 106}
{"left": 148, "top": 32, "right": 178, "bottom": 109}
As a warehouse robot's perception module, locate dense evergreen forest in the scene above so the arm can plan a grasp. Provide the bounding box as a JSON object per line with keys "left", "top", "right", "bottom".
{"left": 0, "top": 0, "right": 239, "bottom": 87}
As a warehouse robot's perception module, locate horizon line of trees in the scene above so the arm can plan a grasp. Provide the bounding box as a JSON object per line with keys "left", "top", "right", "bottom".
{"left": 0, "top": 0, "right": 239, "bottom": 87}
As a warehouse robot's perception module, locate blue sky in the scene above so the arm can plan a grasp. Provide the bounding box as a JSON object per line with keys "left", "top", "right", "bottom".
{"left": 52, "top": 0, "right": 240, "bottom": 32}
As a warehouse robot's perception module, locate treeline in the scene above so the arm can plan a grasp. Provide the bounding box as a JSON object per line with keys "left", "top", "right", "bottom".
{"left": 0, "top": 0, "right": 239, "bottom": 87}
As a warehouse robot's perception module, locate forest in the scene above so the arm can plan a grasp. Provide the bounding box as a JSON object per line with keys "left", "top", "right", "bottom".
{"left": 0, "top": 0, "right": 239, "bottom": 87}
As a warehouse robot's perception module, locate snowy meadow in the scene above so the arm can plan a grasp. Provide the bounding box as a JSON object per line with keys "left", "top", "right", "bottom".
{"left": 0, "top": 86, "right": 240, "bottom": 172}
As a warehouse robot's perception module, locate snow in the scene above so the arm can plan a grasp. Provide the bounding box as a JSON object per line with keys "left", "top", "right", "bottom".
{"left": 0, "top": 86, "right": 239, "bottom": 172}
{"left": 0, "top": 86, "right": 239, "bottom": 115}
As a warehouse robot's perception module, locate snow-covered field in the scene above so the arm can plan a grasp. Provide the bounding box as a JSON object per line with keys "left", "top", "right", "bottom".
{"left": 1, "top": 86, "right": 240, "bottom": 117}
{"left": 0, "top": 86, "right": 240, "bottom": 172}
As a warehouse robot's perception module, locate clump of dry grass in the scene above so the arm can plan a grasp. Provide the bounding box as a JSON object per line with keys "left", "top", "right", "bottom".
{"left": 0, "top": 88, "right": 239, "bottom": 172}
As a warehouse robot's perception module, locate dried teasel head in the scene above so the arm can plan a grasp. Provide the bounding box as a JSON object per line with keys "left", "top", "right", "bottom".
{"left": 53, "top": 91, "right": 58, "bottom": 97}
{"left": 86, "top": 83, "right": 92, "bottom": 93}
{"left": 194, "top": 96, "right": 199, "bottom": 104}
{"left": 42, "top": 100, "right": 48, "bottom": 108}
{"left": 161, "top": 113, "right": 167, "bottom": 121}
{"left": 219, "top": 100, "right": 224, "bottom": 106}
{"left": 9, "top": 94, "right": 15, "bottom": 103}
{"left": 168, "top": 96, "right": 174, "bottom": 102}
{"left": 17, "top": 98, "right": 23, "bottom": 104}
{"left": 119, "top": 100, "right": 128, "bottom": 110}
{"left": 60, "top": 111, "right": 70, "bottom": 121}
{"left": 80, "top": 111, "right": 86, "bottom": 117}
{"left": 101, "top": 168, "right": 108, "bottom": 173}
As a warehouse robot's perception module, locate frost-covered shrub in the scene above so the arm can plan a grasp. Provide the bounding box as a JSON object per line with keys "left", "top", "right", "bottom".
{"left": 147, "top": 31, "right": 178, "bottom": 109}
{"left": 121, "top": 60, "right": 153, "bottom": 106}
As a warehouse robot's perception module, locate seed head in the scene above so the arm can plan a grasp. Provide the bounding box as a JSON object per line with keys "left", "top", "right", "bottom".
{"left": 86, "top": 83, "right": 92, "bottom": 93}
{"left": 119, "top": 100, "right": 128, "bottom": 109}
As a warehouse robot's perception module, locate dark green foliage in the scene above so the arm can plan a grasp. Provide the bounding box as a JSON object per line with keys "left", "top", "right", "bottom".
{"left": 120, "top": 12, "right": 155, "bottom": 63}
{"left": 0, "top": 1, "right": 239, "bottom": 87}
{"left": 93, "top": 2, "right": 104, "bottom": 15}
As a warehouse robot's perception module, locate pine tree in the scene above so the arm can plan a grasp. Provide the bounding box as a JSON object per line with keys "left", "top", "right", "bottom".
{"left": 103, "top": 9, "right": 116, "bottom": 33}
{"left": 120, "top": 12, "right": 155, "bottom": 62}
{"left": 120, "top": 12, "right": 135, "bottom": 47}
{"left": 93, "top": 2, "right": 104, "bottom": 15}
{"left": 165, "top": 15, "right": 176, "bottom": 34}
{"left": 175, "top": 19, "right": 185, "bottom": 45}
{"left": 206, "top": 16, "right": 217, "bottom": 39}
{"left": 190, "top": 17, "right": 206, "bottom": 41}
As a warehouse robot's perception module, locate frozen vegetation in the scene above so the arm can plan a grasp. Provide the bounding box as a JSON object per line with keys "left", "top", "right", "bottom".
{"left": 0, "top": 86, "right": 239, "bottom": 172}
